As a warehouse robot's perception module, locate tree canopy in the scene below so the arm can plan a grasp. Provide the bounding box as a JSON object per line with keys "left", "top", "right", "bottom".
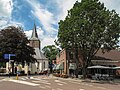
{"left": 42, "top": 45, "right": 59, "bottom": 63}
{"left": 57, "top": 0, "right": 120, "bottom": 78}
{"left": 0, "top": 26, "right": 36, "bottom": 64}
{"left": 42, "top": 45, "right": 60, "bottom": 73}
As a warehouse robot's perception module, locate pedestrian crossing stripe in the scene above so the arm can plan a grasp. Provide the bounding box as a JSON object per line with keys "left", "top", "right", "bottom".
{"left": 9, "top": 79, "right": 39, "bottom": 86}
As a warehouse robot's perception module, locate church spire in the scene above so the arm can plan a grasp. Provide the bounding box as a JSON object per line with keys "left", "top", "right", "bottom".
{"left": 31, "top": 23, "right": 38, "bottom": 38}
{"left": 30, "top": 23, "right": 39, "bottom": 40}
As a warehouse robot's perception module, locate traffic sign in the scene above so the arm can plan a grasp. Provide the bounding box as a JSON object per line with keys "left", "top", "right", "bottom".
{"left": 10, "top": 54, "right": 15, "bottom": 56}
{"left": 4, "top": 54, "right": 9, "bottom": 59}
{"left": 4, "top": 54, "right": 16, "bottom": 60}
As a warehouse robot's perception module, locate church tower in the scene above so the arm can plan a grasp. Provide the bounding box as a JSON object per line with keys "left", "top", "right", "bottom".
{"left": 28, "top": 23, "right": 48, "bottom": 74}
{"left": 29, "top": 24, "right": 41, "bottom": 49}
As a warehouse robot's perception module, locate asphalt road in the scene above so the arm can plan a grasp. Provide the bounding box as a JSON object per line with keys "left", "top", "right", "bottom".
{"left": 0, "top": 75, "right": 120, "bottom": 90}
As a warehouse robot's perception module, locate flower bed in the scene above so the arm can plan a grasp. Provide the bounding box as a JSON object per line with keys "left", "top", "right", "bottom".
{"left": 53, "top": 73, "right": 68, "bottom": 78}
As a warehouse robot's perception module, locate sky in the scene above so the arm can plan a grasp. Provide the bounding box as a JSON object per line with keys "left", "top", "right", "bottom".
{"left": 0, "top": 0, "right": 120, "bottom": 49}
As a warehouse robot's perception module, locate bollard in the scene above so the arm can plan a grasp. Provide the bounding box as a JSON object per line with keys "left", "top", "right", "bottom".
{"left": 16, "top": 74, "right": 18, "bottom": 80}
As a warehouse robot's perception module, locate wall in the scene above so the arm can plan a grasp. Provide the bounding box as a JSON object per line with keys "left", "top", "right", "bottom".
{"left": 56, "top": 49, "right": 67, "bottom": 74}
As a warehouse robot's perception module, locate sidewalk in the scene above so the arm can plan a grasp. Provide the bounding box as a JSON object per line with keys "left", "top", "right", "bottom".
{"left": 1, "top": 73, "right": 120, "bottom": 84}
{"left": 49, "top": 74, "right": 120, "bottom": 84}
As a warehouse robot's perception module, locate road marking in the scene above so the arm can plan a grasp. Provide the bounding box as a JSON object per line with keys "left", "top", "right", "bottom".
{"left": 20, "top": 78, "right": 27, "bottom": 80}
{"left": 39, "top": 86, "right": 46, "bottom": 89}
{"left": 57, "top": 83, "right": 63, "bottom": 86}
{"left": 31, "top": 77, "right": 49, "bottom": 82}
{"left": 69, "top": 81, "right": 81, "bottom": 84}
{"left": 9, "top": 79, "right": 39, "bottom": 86}
{"left": 84, "top": 83, "right": 93, "bottom": 87}
{"left": 55, "top": 80, "right": 67, "bottom": 84}
{"left": 87, "top": 84, "right": 93, "bottom": 86}
{"left": 96, "top": 86, "right": 106, "bottom": 90}
{"left": 69, "top": 81, "right": 93, "bottom": 87}
{"left": 32, "top": 80, "right": 51, "bottom": 85}
{"left": 79, "top": 89, "right": 84, "bottom": 90}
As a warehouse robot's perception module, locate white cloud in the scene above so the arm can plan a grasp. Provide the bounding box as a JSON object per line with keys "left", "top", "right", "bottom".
{"left": 24, "top": 30, "right": 32, "bottom": 39}
{"left": 41, "top": 36, "right": 57, "bottom": 49}
{"left": 25, "top": 0, "right": 78, "bottom": 48}
{"left": 26, "top": 0, "right": 57, "bottom": 33}
{"left": 25, "top": 0, "right": 58, "bottom": 48}
{"left": 25, "top": 26, "right": 44, "bottom": 39}
{"left": 56, "top": 0, "right": 120, "bottom": 20}
{"left": 56, "top": 0, "right": 77, "bottom": 20}
{"left": 0, "top": 0, "right": 13, "bottom": 17}
{"left": 0, "top": 0, "right": 13, "bottom": 28}
{"left": 0, "top": 17, "right": 8, "bottom": 26}
{"left": 100, "top": 0, "right": 120, "bottom": 15}
{"left": 25, "top": 0, "right": 120, "bottom": 48}
{"left": 0, "top": 20, "right": 24, "bottom": 29}
{"left": 24, "top": 26, "right": 56, "bottom": 49}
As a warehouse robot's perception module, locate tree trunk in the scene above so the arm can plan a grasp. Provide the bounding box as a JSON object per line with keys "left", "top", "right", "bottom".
{"left": 75, "top": 68, "right": 79, "bottom": 78}
{"left": 73, "top": 48, "right": 79, "bottom": 78}
{"left": 82, "top": 61, "right": 87, "bottom": 79}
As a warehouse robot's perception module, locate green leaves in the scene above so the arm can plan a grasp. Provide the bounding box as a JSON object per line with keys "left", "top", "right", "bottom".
{"left": 42, "top": 45, "right": 60, "bottom": 63}
{"left": 58, "top": 0, "right": 120, "bottom": 64}
{"left": 0, "top": 26, "right": 36, "bottom": 63}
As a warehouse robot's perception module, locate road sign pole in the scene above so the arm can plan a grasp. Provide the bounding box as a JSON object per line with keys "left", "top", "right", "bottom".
{"left": 8, "top": 54, "right": 10, "bottom": 78}
{"left": 4, "top": 54, "right": 15, "bottom": 77}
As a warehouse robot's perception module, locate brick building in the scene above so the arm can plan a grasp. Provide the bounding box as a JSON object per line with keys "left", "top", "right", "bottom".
{"left": 56, "top": 49, "right": 77, "bottom": 75}
{"left": 56, "top": 48, "right": 120, "bottom": 76}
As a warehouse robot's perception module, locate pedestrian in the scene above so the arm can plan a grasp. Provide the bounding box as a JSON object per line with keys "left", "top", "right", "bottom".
{"left": 8, "top": 67, "right": 11, "bottom": 78}
{"left": 15, "top": 67, "right": 17, "bottom": 74}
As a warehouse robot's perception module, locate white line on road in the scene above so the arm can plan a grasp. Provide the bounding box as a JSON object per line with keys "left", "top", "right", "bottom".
{"left": 96, "top": 86, "right": 107, "bottom": 90}
{"left": 30, "top": 77, "right": 49, "bottom": 82}
{"left": 69, "top": 81, "right": 81, "bottom": 84}
{"left": 57, "top": 83, "right": 63, "bottom": 86}
{"left": 55, "top": 80, "right": 67, "bottom": 84}
{"left": 9, "top": 79, "right": 39, "bottom": 86}
{"left": 20, "top": 78, "right": 27, "bottom": 80}
{"left": 39, "top": 86, "right": 46, "bottom": 89}
{"left": 79, "top": 89, "right": 84, "bottom": 90}
{"left": 32, "top": 80, "right": 51, "bottom": 85}
{"left": 69, "top": 81, "right": 93, "bottom": 87}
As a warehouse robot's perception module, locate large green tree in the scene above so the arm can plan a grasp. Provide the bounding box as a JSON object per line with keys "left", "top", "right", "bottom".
{"left": 0, "top": 26, "right": 36, "bottom": 64}
{"left": 57, "top": 0, "right": 120, "bottom": 78}
{"left": 42, "top": 45, "right": 60, "bottom": 73}
{"left": 42, "top": 45, "right": 59, "bottom": 63}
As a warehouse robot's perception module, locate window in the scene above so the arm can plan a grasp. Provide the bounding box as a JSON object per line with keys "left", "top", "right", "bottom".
{"left": 69, "top": 52, "right": 73, "bottom": 59}
{"left": 44, "top": 62, "right": 45, "bottom": 69}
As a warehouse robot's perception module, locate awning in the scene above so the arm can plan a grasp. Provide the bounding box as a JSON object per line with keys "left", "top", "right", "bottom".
{"left": 112, "top": 67, "right": 120, "bottom": 69}
{"left": 87, "top": 65, "right": 112, "bottom": 69}
{"left": 55, "top": 62, "right": 64, "bottom": 70}
{"left": 69, "top": 63, "right": 76, "bottom": 70}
